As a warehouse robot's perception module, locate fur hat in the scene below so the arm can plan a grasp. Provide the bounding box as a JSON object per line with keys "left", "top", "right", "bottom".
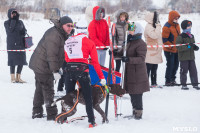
{"left": 60, "top": 16, "right": 73, "bottom": 26}
{"left": 181, "top": 20, "right": 192, "bottom": 30}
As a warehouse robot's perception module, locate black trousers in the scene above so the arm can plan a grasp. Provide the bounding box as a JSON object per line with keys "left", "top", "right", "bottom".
{"left": 180, "top": 60, "right": 198, "bottom": 86}
{"left": 10, "top": 65, "right": 23, "bottom": 74}
{"left": 129, "top": 94, "right": 143, "bottom": 110}
{"left": 164, "top": 51, "right": 179, "bottom": 83}
{"left": 64, "top": 72, "right": 95, "bottom": 123}
{"left": 115, "top": 60, "right": 121, "bottom": 72}
{"left": 146, "top": 63, "right": 158, "bottom": 85}
{"left": 32, "top": 72, "right": 57, "bottom": 118}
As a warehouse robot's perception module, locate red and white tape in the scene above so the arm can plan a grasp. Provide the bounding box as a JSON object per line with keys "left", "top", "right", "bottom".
{"left": 0, "top": 43, "right": 199, "bottom": 51}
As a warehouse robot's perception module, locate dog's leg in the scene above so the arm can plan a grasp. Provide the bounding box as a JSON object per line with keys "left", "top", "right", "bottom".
{"left": 94, "top": 104, "right": 109, "bottom": 123}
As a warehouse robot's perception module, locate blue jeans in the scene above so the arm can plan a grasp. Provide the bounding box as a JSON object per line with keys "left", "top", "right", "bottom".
{"left": 164, "top": 51, "right": 179, "bottom": 83}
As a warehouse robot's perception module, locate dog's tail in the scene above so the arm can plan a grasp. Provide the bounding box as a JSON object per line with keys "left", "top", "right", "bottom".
{"left": 51, "top": 97, "right": 64, "bottom": 106}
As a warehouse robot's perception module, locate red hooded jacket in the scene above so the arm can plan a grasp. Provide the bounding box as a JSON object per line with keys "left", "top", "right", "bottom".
{"left": 64, "top": 33, "right": 104, "bottom": 79}
{"left": 88, "top": 6, "right": 110, "bottom": 50}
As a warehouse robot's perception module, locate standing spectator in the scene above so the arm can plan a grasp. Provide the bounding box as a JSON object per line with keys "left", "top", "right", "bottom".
{"left": 85, "top": 6, "right": 93, "bottom": 25}
{"left": 144, "top": 11, "right": 163, "bottom": 87}
{"left": 162, "top": 11, "right": 181, "bottom": 86}
{"left": 176, "top": 20, "right": 200, "bottom": 90}
{"left": 114, "top": 9, "right": 129, "bottom": 72}
{"left": 61, "top": 19, "right": 106, "bottom": 126}
{"left": 120, "top": 22, "right": 150, "bottom": 119}
{"left": 4, "top": 8, "right": 27, "bottom": 83}
{"left": 88, "top": 6, "right": 110, "bottom": 66}
{"left": 29, "top": 16, "right": 73, "bottom": 120}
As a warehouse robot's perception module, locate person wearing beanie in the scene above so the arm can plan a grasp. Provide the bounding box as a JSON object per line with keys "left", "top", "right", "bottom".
{"left": 118, "top": 21, "right": 150, "bottom": 120}
{"left": 162, "top": 10, "right": 181, "bottom": 86}
{"left": 144, "top": 11, "right": 163, "bottom": 88}
{"left": 56, "top": 19, "right": 106, "bottom": 126}
{"left": 4, "top": 8, "right": 27, "bottom": 83}
{"left": 176, "top": 20, "right": 200, "bottom": 90}
{"left": 88, "top": 6, "right": 110, "bottom": 66}
{"left": 29, "top": 16, "right": 74, "bottom": 121}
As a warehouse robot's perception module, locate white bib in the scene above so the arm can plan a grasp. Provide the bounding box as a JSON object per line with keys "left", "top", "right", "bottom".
{"left": 64, "top": 34, "right": 87, "bottom": 59}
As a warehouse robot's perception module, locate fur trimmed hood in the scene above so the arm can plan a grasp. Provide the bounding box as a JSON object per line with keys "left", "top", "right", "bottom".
{"left": 92, "top": 6, "right": 105, "bottom": 20}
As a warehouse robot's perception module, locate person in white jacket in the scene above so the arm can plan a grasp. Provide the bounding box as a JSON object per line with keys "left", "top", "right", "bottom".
{"left": 144, "top": 11, "right": 163, "bottom": 87}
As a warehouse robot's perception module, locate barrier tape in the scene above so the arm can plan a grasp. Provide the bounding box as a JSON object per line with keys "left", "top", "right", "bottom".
{"left": 0, "top": 43, "right": 200, "bottom": 52}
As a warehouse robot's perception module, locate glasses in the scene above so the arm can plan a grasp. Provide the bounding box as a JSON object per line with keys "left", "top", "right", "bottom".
{"left": 66, "top": 24, "right": 73, "bottom": 28}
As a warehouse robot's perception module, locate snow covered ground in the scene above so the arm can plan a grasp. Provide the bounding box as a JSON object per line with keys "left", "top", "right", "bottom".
{"left": 0, "top": 13, "right": 200, "bottom": 133}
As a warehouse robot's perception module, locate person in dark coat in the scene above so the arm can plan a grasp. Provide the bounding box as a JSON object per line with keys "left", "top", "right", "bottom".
{"left": 4, "top": 8, "right": 27, "bottom": 83}
{"left": 176, "top": 20, "right": 200, "bottom": 90}
{"left": 120, "top": 22, "right": 150, "bottom": 119}
{"left": 29, "top": 16, "right": 74, "bottom": 121}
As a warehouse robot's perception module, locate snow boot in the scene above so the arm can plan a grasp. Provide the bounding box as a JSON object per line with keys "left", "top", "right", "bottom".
{"left": 193, "top": 86, "right": 200, "bottom": 90}
{"left": 11, "top": 74, "right": 16, "bottom": 83}
{"left": 16, "top": 73, "right": 26, "bottom": 83}
{"left": 32, "top": 112, "right": 44, "bottom": 119}
{"left": 133, "top": 110, "right": 143, "bottom": 120}
{"left": 181, "top": 85, "right": 189, "bottom": 90}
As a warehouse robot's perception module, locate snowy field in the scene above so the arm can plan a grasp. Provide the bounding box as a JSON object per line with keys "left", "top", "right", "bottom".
{"left": 0, "top": 13, "right": 200, "bottom": 133}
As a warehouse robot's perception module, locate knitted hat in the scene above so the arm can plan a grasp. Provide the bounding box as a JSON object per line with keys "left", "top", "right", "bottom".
{"left": 75, "top": 19, "right": 88, "bottom": 34}
{"left": 181, "top": 20, "right": 192, "bottom": 30}
{"left": 60, "top": 16, "right": 73, "bottom": 26}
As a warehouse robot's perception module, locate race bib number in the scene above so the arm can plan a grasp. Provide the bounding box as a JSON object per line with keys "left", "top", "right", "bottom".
{"left": 64, "top": 35, "right": 86, "bottom": 59}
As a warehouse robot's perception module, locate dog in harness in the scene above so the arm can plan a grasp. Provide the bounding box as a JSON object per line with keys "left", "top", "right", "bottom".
{"left": 53, "top": 83, "right": 125, "bottom": 124}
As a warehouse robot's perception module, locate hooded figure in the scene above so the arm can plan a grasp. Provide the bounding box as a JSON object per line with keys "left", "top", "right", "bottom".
{"left": 88, "top": 6, "right": 110, "bottom": 66}
{"left": 4, "top": 8, "right": 27, "bottom": 83}
{"left": 29, "top": 16, "right": 73, "bottom": 121}
{"left": 144, "top": 11, "right": 163, "bottom": 86}
{"left": 162, "top": 10, "right": 181, "bottom": 86}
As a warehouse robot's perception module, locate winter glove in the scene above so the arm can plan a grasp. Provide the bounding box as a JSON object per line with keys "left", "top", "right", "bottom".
{"left": 53, "top": 72, "right": 61, "bottom": 81}
{"left": 194, "top": 45, "right": 199, "bottom": 51}
{"left": 189, "top": 43, "right": 196, "bottom": 47}
{"left": 100, "top": 79, "right": 107, "bottom": 86}
{"left": 122, "top": 56, "right": 129, "bottom": 62}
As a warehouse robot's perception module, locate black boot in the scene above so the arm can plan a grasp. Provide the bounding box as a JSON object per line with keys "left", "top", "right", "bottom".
{"left": 193, "top": 86, "right": 200, "bottom": 90}
{"left": 32, "top": 112, "right": 44, "bottom": 119}
{"left": 181, "top": 85, "right": 189, "bottom": 90}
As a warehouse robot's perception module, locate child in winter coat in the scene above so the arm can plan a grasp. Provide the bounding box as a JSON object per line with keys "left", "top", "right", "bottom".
{"left": 176, "top": 20, "right": 200, "bottom": 90}
{"left": 114, "top": 9, "right": 129, "bottom": 72}
{"left": 144, "top": 11, "right": 163, "bottom": 87}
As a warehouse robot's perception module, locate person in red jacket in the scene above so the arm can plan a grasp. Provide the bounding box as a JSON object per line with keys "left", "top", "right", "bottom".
{"left": 88, "top": 6, "right": 110, "bottom": 66}
{"left": 63, "top": 19, "right": 106, "bottom": 126}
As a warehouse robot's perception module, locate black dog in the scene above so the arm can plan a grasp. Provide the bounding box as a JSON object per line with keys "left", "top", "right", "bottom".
{"left": 52, "top": 84, "right": 125, "bottom": 124}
